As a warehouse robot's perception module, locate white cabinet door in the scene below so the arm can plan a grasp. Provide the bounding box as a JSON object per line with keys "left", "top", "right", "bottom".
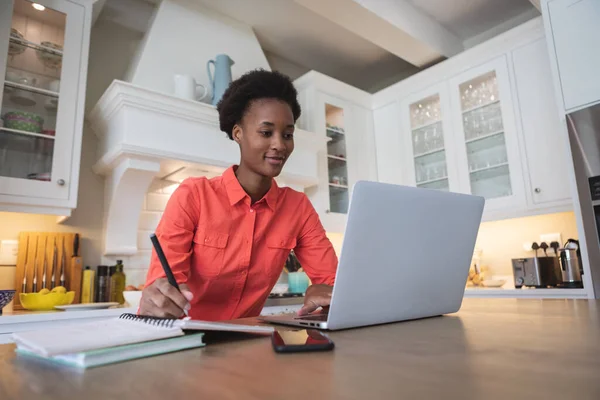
{"left": 0, "top": 0, "right": 85, "bottom": 202}
{"left": 449, "top": 56, "right": 525, "bottom": 212}
{"left": 512, "top": 37, "right": 571, "bottom": 207}
{"left": 399, "top": 83, "right": 460, "bottom": 192}
{"left": 373, "top": 101, "right": 403, "bottom": 185}
{"left": 547, "top": 0, "right": 600, "bottom": 111}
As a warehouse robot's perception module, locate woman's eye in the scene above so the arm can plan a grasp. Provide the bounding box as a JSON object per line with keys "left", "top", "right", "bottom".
{"left": 261, "top": 131, "right": 272, "bottom": 136}
{"left": 284, "top": 133, "right": 294, "bottom": 140}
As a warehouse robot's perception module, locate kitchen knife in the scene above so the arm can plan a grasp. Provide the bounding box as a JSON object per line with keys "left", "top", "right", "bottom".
{"left": 70, "top": 233, "right": 83, "bottom": 303}
{"left": 21, "top": 235, "right": 29, "bottom": 293}
{"left": 32, "top": 236, "right": 39, "bottom": 293}
{"left": 73, "top": 233, "right": 79, "bottom": 257}
{"left": 51, "top": 238, "right": 57, "bottom": 289}
{"left": 60, "top": 237, "right": 66, "bottom": 288}
{"left": 42, "top": 236, "right": 48, "bottom": 289}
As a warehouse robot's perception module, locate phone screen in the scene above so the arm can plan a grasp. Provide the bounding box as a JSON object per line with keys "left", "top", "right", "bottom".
{"left": 272, "top": 329, "right": 334, "bottom": 352}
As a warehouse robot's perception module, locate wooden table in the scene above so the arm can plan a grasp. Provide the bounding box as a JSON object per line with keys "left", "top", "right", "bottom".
{"left": 0, "top": 299, "right": 599, "bottom": 399}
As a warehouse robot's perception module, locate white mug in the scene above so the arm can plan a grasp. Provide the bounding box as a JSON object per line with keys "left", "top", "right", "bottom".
{"left": 173, "top": 74, "right": 208, "bottom": 101}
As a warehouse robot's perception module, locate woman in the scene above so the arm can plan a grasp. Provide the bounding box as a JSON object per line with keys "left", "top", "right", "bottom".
{"left": 140, "top": 69, "right": 338, "bottom": 320}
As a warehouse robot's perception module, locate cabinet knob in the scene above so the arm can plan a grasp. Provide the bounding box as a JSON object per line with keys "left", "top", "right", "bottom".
{"left": 534, "top": 187, "right": 541, "bottom": 193}
{"left": 325, "top": 209, "right": 330, "bottom": 214}
{"left": 57, "top": 179, "right": 66, "bottom": 186}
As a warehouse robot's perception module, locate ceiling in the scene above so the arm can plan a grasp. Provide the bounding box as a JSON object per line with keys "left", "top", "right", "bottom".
{"left": 407, "top": 0, "right": 539, "bottom": 43}
{"left": 197, "top": 0, "right": 539, "bottom": 93}
{"left": 195, "top": 0, "right": 420, "bottom": 93}
{"left": 95, "top": 0, "right": 539, "bottom": 94}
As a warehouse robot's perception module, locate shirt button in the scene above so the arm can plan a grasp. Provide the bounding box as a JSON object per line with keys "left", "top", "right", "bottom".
{"left": 250, "top": 209, "right": 254, "bottom": 213}
{"left": 205, "top": 238, "right": 210, "bottom": 243}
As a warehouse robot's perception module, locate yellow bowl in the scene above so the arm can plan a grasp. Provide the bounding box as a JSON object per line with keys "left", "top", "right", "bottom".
{"left": 20, "top": 291, "right": 75, "bottom": 311}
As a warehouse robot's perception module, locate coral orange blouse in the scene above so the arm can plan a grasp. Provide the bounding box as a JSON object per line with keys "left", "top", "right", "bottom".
{"left": 145, "top": 166, "right": 338, "bottom": 320}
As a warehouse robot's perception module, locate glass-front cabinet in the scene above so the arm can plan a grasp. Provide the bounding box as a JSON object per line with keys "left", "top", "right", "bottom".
{"left": 0, "top": 0, "right": 87, "bottom": 203}
{"left": 325, "top": 102, "right": 349, "bottom": 214}
{"left": 449, "top": 56, "right": 523, "bottom": 210}
{"left": 401, "top": 85, "right": 458, "bottom": 192}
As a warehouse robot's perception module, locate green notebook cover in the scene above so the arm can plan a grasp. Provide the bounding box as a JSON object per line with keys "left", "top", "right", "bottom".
{"left": 16, "top": 333, "right": 205, "bottom": 369}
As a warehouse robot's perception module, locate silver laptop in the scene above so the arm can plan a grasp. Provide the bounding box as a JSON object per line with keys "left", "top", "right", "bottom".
{"left": 260, "top": 180, "right": 485, "bottom": 330}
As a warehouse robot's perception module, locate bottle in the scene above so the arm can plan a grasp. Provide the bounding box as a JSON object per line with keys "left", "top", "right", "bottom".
{"left": 96, "top": 265, "right": 109, "bottom": 302}
{"left": 110, "top": 260, "right": 126, "bottom": 304}
{"left": 81, "top": 266, "right": 95, "bottom": 304}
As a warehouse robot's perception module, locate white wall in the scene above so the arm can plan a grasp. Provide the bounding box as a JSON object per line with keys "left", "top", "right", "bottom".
{"left": 85, "top": 17, "right": 144, "bottom": 113}
{"left": 125, "top": 0, "right": 271, "bottom": 101}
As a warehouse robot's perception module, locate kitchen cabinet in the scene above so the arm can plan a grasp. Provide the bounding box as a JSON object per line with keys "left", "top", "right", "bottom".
{"left": 448, "top": 56, "right": 525, "bottom": 213}
{"left": 374, "top": 17, "right": 572, "bottom": 221}
{"left": 511, "top": 37, "right": 571, "bottom": 208}
{"left": 542, "top": 0, "right": 600, "bottom": 112}
{"left": 0, "top": 0, "right": 91, "bottom": 216}
{"left": 399, "top": 83, "right": 460, "bottom": 192}
{"left": 294, "top": 71, "right": 377, "bottom": 233}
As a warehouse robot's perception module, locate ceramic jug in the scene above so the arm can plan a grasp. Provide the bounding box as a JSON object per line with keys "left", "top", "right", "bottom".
{"left": 207, "top": 54, "right": 234, "bottom": 106}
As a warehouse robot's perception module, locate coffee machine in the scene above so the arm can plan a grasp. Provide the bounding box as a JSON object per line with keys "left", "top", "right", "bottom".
{"left": 558, "top": 239, "right": 584, "bottom": 288}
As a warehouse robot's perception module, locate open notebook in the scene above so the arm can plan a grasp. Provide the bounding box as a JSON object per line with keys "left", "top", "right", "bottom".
{"left": 12, "top": 313, "right": 274, "bottom": 358}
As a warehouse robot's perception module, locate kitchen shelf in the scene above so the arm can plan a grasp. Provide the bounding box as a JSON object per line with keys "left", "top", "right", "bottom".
{"left": 4, "top": 81, "right": 59, "bottom": 98}
{"left": 329, "top": 182, "right": 348, "bottom": 191}
{"left": 326, "top": 127, "right": 345, "bottom": 135}
{"left": 326, "top": 129, "right": 345, "bottom": 144}
{"left": 465, "top": 130, "right": 504, "bottom": 144}
{"left": 0, "top": 127, "right": 55, "bottom": 140}
{"left": 462, "top": 99, "right": 500, "bottom": 114}
{"left": 411, "top": 119, "right": 442, "bottom": 132}
{"left": 470, "top": 162, "right": 509, "bottom": 176}
{"left": 416, "top": 176, "right": 448, "bottom": 186}
{"left": 9, "top": 36, "right": 63, "bottom": 57}
{"left": 414, "top": 147, "right": 445, "bottom": 159}
{"left": 327, "top": 155, "right": 347, "bottom": 170}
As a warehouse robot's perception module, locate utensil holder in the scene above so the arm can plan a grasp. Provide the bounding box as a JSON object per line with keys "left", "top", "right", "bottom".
{"left": 13, "top": 232, "right": 82, "bottom": 310}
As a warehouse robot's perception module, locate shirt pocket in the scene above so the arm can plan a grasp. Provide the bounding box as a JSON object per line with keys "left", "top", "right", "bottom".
{"left": 192, "top": 229, "right": 229, "bottom": 277}
{"left": 266, "top": 236, "right": 297, "bottom": 278}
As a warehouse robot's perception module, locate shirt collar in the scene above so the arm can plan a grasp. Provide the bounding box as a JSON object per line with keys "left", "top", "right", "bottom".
{"left": 222, "top": 166, "right": 279, "bottom": 211}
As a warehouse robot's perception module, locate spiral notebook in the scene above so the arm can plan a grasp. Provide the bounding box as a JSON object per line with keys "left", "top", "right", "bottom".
{"left": 12, "top": 313, "right": 275, "bottom": 358}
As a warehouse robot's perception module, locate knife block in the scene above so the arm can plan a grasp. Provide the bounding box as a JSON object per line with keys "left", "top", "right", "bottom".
{"left": 13, "top": 232, "right": 82, "bottom": 310}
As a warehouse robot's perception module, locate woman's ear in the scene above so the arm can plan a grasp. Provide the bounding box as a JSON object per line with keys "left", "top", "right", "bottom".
{"left": 232, "top": 124, "right": 243, "bottom": 144}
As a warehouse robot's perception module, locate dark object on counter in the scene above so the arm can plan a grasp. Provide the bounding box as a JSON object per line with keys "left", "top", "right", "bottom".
{"left": 512, "top": 257, "right": 562, "bottom": 288}
{"left": 540, "top": 242, "right": 548, "bottom": 257}
{"left": 531, "top": 242, "right": 539, "bottom": 258}
{"left": 96, "top": 265, "right": 110, "bottom": 302}
{"left": 558, "top": 239, "right": 584, "bottom": 288}
{"left": 285, "top": 250, "right": 301, "bottom": 272}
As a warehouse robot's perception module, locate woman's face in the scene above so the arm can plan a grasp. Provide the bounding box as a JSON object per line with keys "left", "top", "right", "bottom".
{"left": 233, "top": 98, "right": 295, "bottom": 178}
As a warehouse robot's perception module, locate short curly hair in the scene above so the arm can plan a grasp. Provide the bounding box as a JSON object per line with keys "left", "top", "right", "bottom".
{"left": 217, "top": 69, "right": 301, "bottom": 140}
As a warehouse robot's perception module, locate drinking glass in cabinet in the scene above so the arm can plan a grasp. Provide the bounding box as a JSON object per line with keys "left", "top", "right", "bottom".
{"left": 460, "top": 72, "right": 499, "bottom": 110}
{"left": 1, "top": 0, "right": 65, "bottom": 181}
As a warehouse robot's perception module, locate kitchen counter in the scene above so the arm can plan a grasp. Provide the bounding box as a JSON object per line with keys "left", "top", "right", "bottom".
{"left": 0, "top": 299, "right": 599, "bottom": 399}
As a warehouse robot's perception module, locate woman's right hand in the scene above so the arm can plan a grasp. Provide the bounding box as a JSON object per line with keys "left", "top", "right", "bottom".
{"left": 139, "top": 278, "right": 193, "bottom": 318}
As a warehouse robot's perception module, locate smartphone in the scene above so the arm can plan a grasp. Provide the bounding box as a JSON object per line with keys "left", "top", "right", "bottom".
{"left": 271, "top": 329, "right": 334, "bottom": 353}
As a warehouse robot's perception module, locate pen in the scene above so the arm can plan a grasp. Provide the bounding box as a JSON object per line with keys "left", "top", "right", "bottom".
{"left": 149, "top": 233, "right": 189, "bottom": 317}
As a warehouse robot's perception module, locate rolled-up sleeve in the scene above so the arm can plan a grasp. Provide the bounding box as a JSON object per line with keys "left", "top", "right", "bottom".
{"left": 293, "top": 196, "right": 338, "bottom": 286}
{"left": 145, "top": 179, "right": 200, "bottom": 287}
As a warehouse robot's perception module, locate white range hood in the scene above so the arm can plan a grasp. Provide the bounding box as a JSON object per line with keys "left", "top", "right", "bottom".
{"left": 88, "top": 80, "right": 328, "bottom": 256}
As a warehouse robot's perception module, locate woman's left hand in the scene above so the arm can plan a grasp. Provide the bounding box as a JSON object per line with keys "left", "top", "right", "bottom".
{"left": 298, "top": 284, "right": 333, "bottom": 316}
